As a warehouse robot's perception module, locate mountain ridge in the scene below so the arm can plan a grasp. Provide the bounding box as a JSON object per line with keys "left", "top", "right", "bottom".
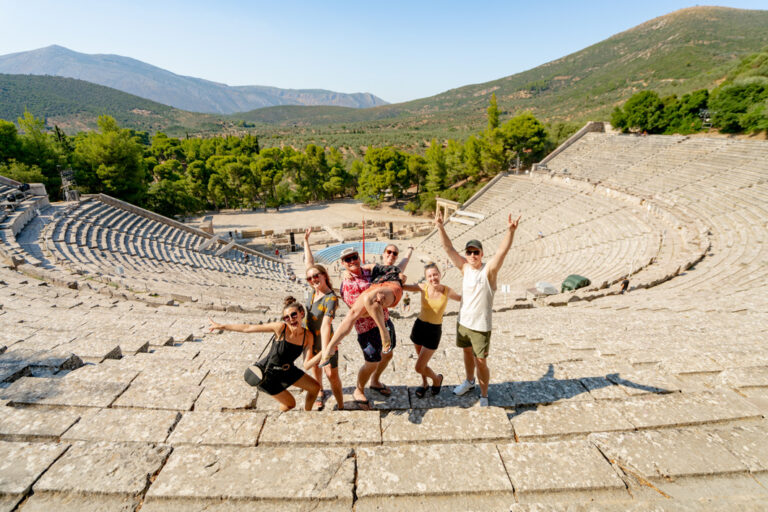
{"left": 0, "top": 45, "right": 388, "bottom": 114}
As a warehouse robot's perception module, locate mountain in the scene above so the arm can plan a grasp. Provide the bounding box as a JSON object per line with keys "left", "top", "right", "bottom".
{"left": 236, "top": 5, "right": 768, "bottom": 149}
{"left": 0, "top": 45, "right": 388, "bottom": 114}
{"left": 0, "top": 74, "right": 231, "bottom": 135}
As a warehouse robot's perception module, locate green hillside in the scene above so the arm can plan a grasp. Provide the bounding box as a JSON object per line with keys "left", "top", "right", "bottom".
{"left": 0, "top": 74, "right": 234, "bottom": 135}
{"left": 243, "top": 6, "right": 768, "bottom": 149}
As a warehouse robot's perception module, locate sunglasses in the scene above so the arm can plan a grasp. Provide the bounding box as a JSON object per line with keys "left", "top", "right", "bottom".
{"left": 342, "top": 254, "right": 359, "bottom": 263}
{"left": 465, "top": 249, "right": 481, "bottom": 256}
{"left": 306, "top": 273, "right": 322, "bottom": 282}
{"left": 385, "top": 249, "right": 399, "bottom": 256}
{"left": 283, "top": 311, "right": 299, "bottom": 322}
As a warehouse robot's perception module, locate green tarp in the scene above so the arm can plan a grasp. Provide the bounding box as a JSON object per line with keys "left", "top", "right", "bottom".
{"left": 561, "top": 274, "right": 591, "bottom": 292}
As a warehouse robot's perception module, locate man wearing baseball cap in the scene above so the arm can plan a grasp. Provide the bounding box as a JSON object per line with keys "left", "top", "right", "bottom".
{"left": 434, "top": 210, "right": 521, "bottom": 406}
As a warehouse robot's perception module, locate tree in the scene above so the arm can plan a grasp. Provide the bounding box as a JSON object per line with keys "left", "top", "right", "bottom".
{"left": 73, "top": 116, "right": 146, "bottom": 203}
{"left": 0, "top": 120, "right": 20, "bottom": 162}
{"left": 613, "top": 91, "right": 667, "bottom": 133}
{"left": 356, "top": 147, "right": 408, "bottom": 206}
{"left": 709, "top": 80, "right": 768, "bottom": 133}
{"left": 487, "top": 93, "right": 500, "bottom": 131}
{"left": 424, "top": 139, "right": 446, "bottom": 193}
{"left": 499, "top": 112, "right": 549, "bottom": 167}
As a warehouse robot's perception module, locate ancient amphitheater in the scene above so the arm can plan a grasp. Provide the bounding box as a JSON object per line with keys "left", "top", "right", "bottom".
{"left": 1, "top": 125, "right": 767, "bottom": 511}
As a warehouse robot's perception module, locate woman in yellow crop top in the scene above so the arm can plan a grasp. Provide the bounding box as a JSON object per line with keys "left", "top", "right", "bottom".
{"left": 403, "top": 263, "right": 461, "bottom": 398}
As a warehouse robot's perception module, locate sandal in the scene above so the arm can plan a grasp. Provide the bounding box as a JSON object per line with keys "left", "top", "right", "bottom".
{"left": 369, "top": 384, "right": 391, "bottom": 397}
{"left": 314, "top": 398, "right": 325, "bottom": 411}
{"left": 414, "top": 385, "right": 428, "bottom": 399}
{"left": 353, "top": 399, "right": 371, "bottom": 411}
{"left": 431, "top": 374, "right": 444, "bottom": 396}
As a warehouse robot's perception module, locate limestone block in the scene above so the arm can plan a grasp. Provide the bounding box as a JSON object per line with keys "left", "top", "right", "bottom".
{"left": 408, "top": 382, "right": 513, "bottom": 408}
{"left": 717, "top": 367, "right": 768, "bottom": 389}
{"left": 112, "top": 382, "right": 203, "bottom": 411}
{"left": 706, "top": 421, "right": 768, "bottom": 472}
{"left": 0, "top": 406, "right": 80, "bottom": 441}
{"left": 62, "top": 408, "right": 180, "bottom": 444}
{"left": 148, "top": 345, "right": 200, "bottom": 360}
{"left": 118, "top": 338, "right": 150, "bottom": 354}
{"left": 0, "top": 441, "right": 69, "bottom": 500}
{"left": 498, "top": 440, "right": 627, "bottom": 501}
{"left": 606, "top": 370, "right": 681, "bottom": 395}
{"left": 193, "top": 378, "right": 257, "bottom": 412}
{"left": 356, "top": 443, "right": 512, "bottom": 503}
{"left": 57, "top": 339, "right": 121, "bottom": 363}
{"left": 0, "top": 349, "right": 82, "bottom": 370}
{"left": 617, "top": 391, "right": 761, "bottom": 429}
{"left": 508, "top": 379, "right": 592, "bottom": 406}
{"left": 578, "top": 377, "right": 628, "bottom": 399}
{"left": 167, "top": 411, "right": 266, "bottom": 446}
{"left": 0, "top": 377, "right": 129, "bottom": 408}
{"left": 512, "top": 401, "right": 635, "bottom": 440}
{"left": 260, "top": 410, "right": 380, "bottom": 446}
{"left": 381, "top": 407, "right": 512, "bottom": 444}
{"left": 0, "top": 364, "right": 30, "bottom": 383}
{"left": 740, "top": 387, "right": 768, "bottom": 415}
{"left": 21, "top": 494, "right": 138, "bottom": 512}
{"left": 33, "top": 441, "right": 171, "bottom": 496}
{"left": 61, "top": 364, "right": 139, "bottom": 386}
{"left": 591, "top": 429, "right": 748, "bottom": 480}
{"left": 131, "top": 368, "right": 208, "bottom": 387}
{"left": 146, "top": 445, "right": 353, "bottom": 504}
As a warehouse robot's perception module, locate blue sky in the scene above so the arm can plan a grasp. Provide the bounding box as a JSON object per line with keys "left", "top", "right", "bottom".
{"left": 1, "top": 1, "right": 766, "bottom": 103}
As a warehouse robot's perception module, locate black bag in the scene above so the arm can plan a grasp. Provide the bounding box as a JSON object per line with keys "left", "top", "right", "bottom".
{"left": 243, "top": 333, "right": 276, "bottom": 387}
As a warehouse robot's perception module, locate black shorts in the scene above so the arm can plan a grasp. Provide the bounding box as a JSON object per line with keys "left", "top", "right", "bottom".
{"left": 312, "top": 334, "right": 339, "bottom": 369}
{"left": 410, "top": 318, "right": 442, "bottom": 351}
{"left": 258, "top": 364, "right": 305, "bottom": 395}
{"left": 357, "top": 318, "right": 397, "bottom": 363}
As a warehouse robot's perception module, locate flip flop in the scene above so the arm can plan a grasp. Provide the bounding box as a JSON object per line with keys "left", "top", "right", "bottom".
{"left": 314, "top": 398, "right": 325, "bottom": 411}
{"left": 369, "top": 384, "right": 391, "bottom": 397}
{"left": 353, "top": 399, "right": 371, "bottom": 411}
{"left": 431, "top": 374, "right": 443, "bottom": 396}
{"left": 414, "top": 385, "right": 428, "bottom": 399}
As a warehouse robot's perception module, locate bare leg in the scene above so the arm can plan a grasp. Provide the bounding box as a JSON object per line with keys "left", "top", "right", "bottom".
{"left": 325, "top": 365, "right": 344, "bottom": 410}
{"left": 462, "top": 347, "right": 476, "bottom": 382}
{"left": 322, "top": 302, "right": 365, "bottom": 363}
{"left": 292, "top": 374, "right": 321, "bottom": 411}
{"left": 413, "top": 345, "right": 428, "bottom": 387}
{"left": 311, "top": 351, "right": 324, "bottom": 402}
{"left": 415, "top": 346, "right": 438, "bottom": 384}
{"left": 362, "top": 289, "right": 396, "bottom": 352}
{"left": 475, "top": 357, "right": 490, "bottom": 398}
{"left": 355, "top": 361, "right": 378, "bottom": 410}
{"left": 271, "top": 390, "right": 297, "bottom": 412}
{"left": 371, "top": 349, "right": 393, "bottom": 388}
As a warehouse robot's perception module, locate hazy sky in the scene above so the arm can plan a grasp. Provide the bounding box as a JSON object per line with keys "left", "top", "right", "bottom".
{"left": 1, "top": 1, "right": 766, "bottom": 103}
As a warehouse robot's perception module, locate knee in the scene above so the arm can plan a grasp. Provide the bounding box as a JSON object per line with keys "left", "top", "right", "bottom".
{"left": 475, "top": 357, "right": 488, "bottom": 369}
{"left": 414, "top": 361, "right": 426, "bottom": 374}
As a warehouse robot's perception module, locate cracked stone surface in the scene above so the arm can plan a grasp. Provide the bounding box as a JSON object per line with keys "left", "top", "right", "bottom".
{"left": 0, "top": 441, "right": 69, "bottom": 495}
{"left": 512, "top": 400, "right": 635, "bottom": 439}
{"left": 112, "top": 382, "right": 203, "bottom": 411}
{"left": 62, "top": 408, "right": 180, "bottom": 443}
{"left": 167, "top": 411, "right": 266, "bottom": 446}
{"left": 260, "top": 410, "right": 380, "bottom": 446}
{"left": 381, "top": 407, "right": 512, "bottom": 443}
{"left": 0, "top": 377, "right": 129, "bottom": 408}
{"left": 0, "top": 405, "right": 80, "bottom": 441}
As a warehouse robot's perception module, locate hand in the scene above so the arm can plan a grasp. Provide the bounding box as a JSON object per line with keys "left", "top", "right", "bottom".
{"left": 304, "top": 227, "right": 312, "bottom": 241}
{"left": 434, "top": 211, "right": 444, "bottom": 229}
{"left": 208, "top": 317, "right": 223, "bottom": 332}
{"left": 508, "top": 214, "right": 521, "bottom": 233}
{"left": 342, "top": 270, "right": 354, "bottom": 281}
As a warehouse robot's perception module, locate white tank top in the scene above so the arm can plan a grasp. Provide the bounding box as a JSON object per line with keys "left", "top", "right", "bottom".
{"left": 458, "top": 263, "right": 494, "bottom": 332}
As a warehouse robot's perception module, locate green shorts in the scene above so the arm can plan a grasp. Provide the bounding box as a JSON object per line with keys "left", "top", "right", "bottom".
{"left": 456, "top": 323, "right": 491, "bottom": 358}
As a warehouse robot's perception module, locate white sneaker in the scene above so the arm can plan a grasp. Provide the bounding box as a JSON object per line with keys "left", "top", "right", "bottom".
{"left": 479, "top": 397, "right": 490, "bottom": 407}
{"left": 453, "top": 379, "right": 476, "bottom": 396}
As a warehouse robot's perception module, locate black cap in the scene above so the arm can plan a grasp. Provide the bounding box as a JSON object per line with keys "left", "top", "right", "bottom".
{"left": 465, "top": 239, "right": 483, "bottom": 251}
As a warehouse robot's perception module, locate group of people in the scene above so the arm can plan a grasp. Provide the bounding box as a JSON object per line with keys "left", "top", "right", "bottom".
{"left": 209, "top": 211, "right": 521, "bottom": 411}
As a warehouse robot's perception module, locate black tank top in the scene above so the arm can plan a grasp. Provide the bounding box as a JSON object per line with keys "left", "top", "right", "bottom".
{"left": 261, "top": 326, "right": 305, "bottom": 368}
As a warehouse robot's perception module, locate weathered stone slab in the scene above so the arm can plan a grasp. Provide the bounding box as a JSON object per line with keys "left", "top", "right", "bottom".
{"left": 498, "top": 440, "right": 627, "bottom": 501}
{"left": 0, "top": 441, "right": 69, "bottom": 503}
{"left": 167, "top": 411, "right": 265, "bottom": 446}
{"left": 508, "top": 379, "right": 592, "bottom": 406}
{"left": 606, "top": 370, "right": 680, "bottom": 395}
{"left": 0, "top": 377, "right": 129, "bottom": 408}
{"left": 578, "top": 377, "right": 628, "bottom": 399}
{"left": 146, "top": 445, "right": 353, "bottom": 505}
{"left": 618, "top": 391, "right": 761, "bottom": 429}
{"left": 0, "top": 364, "right": 30, "bottom": 383}
{"left": 62, "top": 408, "right": 180, "bottom": 443}
{"left": 408, "top": 382, "right": 513, "bottom": 408}
{"left": 590, "top": 429, "right": 748, "bottom": 479}
{"left": 512, "top": 401, "right": 635, "bottom": 440}
{"left": 33, "top": 441, "right": 171, "bottom": 496}
{"left": 194, "top": 375, "right": 257, "bottom": 411}
{"left": 0, "top": 406, "right": 80, "bottom": 441}
{"left": 62, "top": 364, "right": 139, "bottom": 386}
{"left": 147, "top": 345, "right": 200, "bottom": 360}
{"left": 365, "top": 385, "right": 410, "bottom": 410}
{"left": 706, "top": 421, "right": 768, "bottom": 472}
{"left": 356, "top": 443, "right": 512, "bottom": 506}
{"left": 717, "top": 367, "right": 768, "bottom": 389}
{"left": 118, "top": 338, "right": 150, "bottom": 355}
{"left": 112, "top": 382, "right": 203, "bottom": 411}
{"left": 382, "top": 407, "right": 512, "bottom": 443}
{"left": 131, "top": 368, "right": 208, "bottom": 387}
{"left": 260, "top": 410, "right": 380, "bottom": 446}
{"left": 740, "top": 387, "right": 768, "bottom": 415}
{"left": 21, "top": 493, "right": 138, "bottom": 512}
{"left": 0, "top": 349, "right": 82, "bottom": 370}
{"left": 57, "top": 339, "right": 121, "bottom": 363}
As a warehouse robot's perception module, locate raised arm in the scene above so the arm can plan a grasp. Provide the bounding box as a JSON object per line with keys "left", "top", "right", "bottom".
{"left": 445, "top": 286, "right": 462, "bottom": 302}
{"left": 486, "top": 214, "right": 521, "bottom": 286}
{"left": 397, "top": 246, "right": 414, "bottom": 271}
{"left": 303, "top": 227, "right": 315, "bottom": 268}
{"left": 208, "top": 317, "right": 282, "bottom": 335}
{"left": 435, "top": 210, "right": 466, "bottom": 270}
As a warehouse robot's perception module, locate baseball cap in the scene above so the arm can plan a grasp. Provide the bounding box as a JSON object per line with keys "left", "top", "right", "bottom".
{"left": 465, "top": 239, "right": 483, "bottom": 251}
{"left": 339, "top": 247, "right": 359, "bottom": 260}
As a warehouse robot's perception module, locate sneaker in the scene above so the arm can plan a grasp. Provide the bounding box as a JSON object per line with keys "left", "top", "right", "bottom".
{"left": 479, "top": 397, "right": 490, "bottom": 407}
{"left": 453, "top": 379, "right": 476, "bottom": 396}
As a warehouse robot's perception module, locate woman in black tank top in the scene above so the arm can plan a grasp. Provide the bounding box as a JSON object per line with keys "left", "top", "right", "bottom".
{"left": 209, "top": 297, "right": 321, "bottom": 411}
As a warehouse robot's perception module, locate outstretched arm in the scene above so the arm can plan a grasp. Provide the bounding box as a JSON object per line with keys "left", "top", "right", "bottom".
{"left": 303, "top": 228, "right": 315, "bottom": 268}
{"left": 209, "top": 317, "right": 281, "bottom": 335}
{"left": 435, "top": 211, "right": 466, "bottom": 270}
{"left": 486, "top": 214, "right": 521, "bottom": 286}
{"left": 398, "top": 246, "right": 414, "bottom": 271}
{"left": 445, "top": 286, "right": 462, "bottom": 302}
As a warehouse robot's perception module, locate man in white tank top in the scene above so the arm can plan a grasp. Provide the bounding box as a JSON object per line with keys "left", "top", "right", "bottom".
{"left": 435, "top": 210, "right": 521, "bottom": 406}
